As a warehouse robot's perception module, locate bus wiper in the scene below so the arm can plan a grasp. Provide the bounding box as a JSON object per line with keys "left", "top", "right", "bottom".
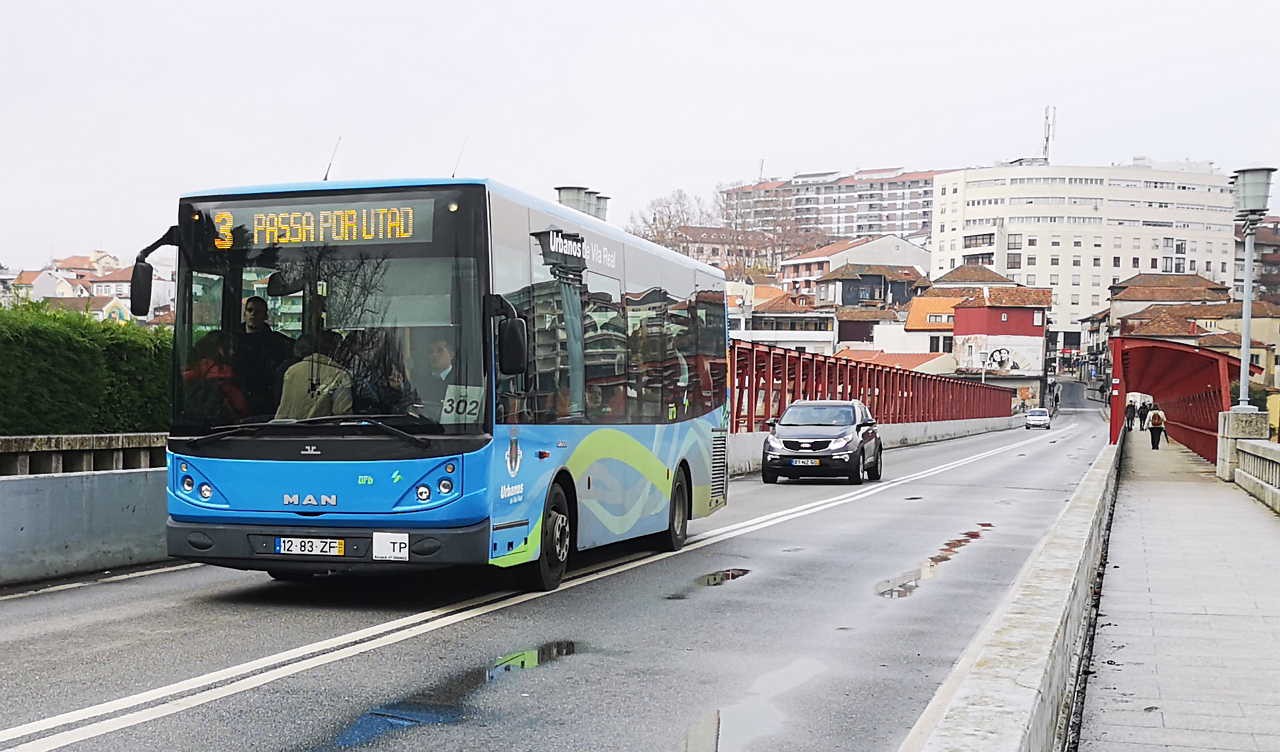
{"left": 187, "top": 421, "right": 281, "bottom": 447}
{"left": 293, "top": 415, "right": 432, "bottom": 448}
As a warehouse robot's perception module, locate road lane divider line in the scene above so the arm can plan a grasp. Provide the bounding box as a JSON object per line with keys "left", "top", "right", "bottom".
{"left": 1, "top": 423, "right": 1079, "bottom": 751}
{"left": 0, "top": 564, "right": 205, "bottom": 603}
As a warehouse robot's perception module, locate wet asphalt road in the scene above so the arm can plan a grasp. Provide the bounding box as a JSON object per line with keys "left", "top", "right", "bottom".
{"left": 0, "top": 409, "right": 1105, "bottom": 752}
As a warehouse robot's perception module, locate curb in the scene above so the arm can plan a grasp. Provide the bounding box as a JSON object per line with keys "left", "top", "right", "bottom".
{"left": 898, "top": 429, "right": 1125, "bottom": 752}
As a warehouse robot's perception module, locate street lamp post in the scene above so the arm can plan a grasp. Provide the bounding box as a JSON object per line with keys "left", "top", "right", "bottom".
{"left": 1230, "top": 167, "right": 1276, "bottom": 412}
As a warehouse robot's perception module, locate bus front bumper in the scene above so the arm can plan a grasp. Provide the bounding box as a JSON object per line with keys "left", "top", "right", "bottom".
{"left": 166, "top": 517, "right": 492, "bottom": 573}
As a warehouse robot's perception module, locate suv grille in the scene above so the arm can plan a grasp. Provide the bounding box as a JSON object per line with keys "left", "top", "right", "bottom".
{"left": 783, "top": 440, "right": 830, "bottom": 451}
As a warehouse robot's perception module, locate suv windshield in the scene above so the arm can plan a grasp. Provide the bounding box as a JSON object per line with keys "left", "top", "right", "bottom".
{"left": 1028, "top": 408, "right": 1049, "bottom": 416}
{"left": 779, "top": 405, "right": 855, "bottom": 426}
{"left": 172, "top": 186, "right": 488, "bottom": 437}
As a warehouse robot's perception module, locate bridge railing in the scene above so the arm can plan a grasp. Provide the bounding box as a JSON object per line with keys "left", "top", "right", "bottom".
{"left": 0, "top": 433, "right": 167, "bottom": 477}
{"left": 730, "top": 340, "right": 1015, "bottom": 433}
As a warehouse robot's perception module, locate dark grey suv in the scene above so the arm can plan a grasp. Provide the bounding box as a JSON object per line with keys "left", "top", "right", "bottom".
{"left": 761, "top": 400, "right": 883, "bottom": 484}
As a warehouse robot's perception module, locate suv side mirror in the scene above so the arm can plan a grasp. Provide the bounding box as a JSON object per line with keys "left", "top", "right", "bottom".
{"left": 764, "top": 417, "right": 777, "bottom": 427}
{"left": 498, "top": 317, "right": 527, "bottom": 375}
{"left": 129, "top": 262, "right": 153, "bottom": 317}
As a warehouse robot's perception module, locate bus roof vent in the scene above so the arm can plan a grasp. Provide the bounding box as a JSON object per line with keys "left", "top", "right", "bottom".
{"left": 555, "top": 185, "right": 609, "bottom": 222}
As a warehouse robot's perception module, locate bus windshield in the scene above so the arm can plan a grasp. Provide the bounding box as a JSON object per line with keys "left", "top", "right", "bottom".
{"left": 172, "top": 186, "right": 488, "bottom": 437}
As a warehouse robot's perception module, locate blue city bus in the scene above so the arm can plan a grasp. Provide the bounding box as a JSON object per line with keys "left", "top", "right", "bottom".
{"left": 129, "top": 179, "right": 729, "bottom": 590}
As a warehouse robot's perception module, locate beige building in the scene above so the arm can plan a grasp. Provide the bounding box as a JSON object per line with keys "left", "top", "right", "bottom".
{"left": 931, "top": 157, "right": 1235, "bottom": 353}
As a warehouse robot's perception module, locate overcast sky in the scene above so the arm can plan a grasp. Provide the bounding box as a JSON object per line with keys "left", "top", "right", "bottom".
{"left": 2, "top": 0, "right": 1278, "bottom": 271}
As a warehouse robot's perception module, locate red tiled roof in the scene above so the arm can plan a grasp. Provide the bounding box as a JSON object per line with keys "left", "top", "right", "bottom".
{"left": 1110, "top": 273, "right": 1228, "bottom": 291}
{"left": 1128, "top": 313, "right": 1209, "bottom": 337}
{"left": 1111, "top": 287, "right": 1231, "bottom": 302}
{"left": 13, "top": 270, "right": 42, "bottom": 286}
{"left": 754, "top": 285, "right": 785, "bottom": 302}
{"left": 1121, "top": 301, "right": 1280, "bottom": 321}
{"left": 954, "top": 287, "right": 1053, "bottom": 308}
{"left": 725, "top": 180, "right": 787, "bottom": 193}
{"left": 921, "top": 285, "right": 983, "bottom": 299}
{"left": 818, "top": 263, "right": 927, "bottom": 284}
{"left": 836, "top": 307, "right": 899, "bottom": 322}
{"left": 781, "top": 236, "right": 879, "bottom": 264}
{"left": 754, "top": 294, "right": 815, "bottom": 314}
{"left": 1078, "top": 308, "right": 1111, "bottom": 323}
{"left": 90, "top": 268, "right": 134, "bottom": 283}
{"left": 931, "top": 265, "right": 1017, "bottom": 285}
{"left": 834, "top": 349, "right": 947, "bottom": 370}
{"left": 1197, "top": 331, "right": 1271, "bottom": 348}
{"left": 52, "top": 255, "right": 94, "bottom": 270}
{"left": 905, "top": 297, "right": 965, "bottom": 331}
{"left": 43, "top": 295, "right": 119, "bottom": 313}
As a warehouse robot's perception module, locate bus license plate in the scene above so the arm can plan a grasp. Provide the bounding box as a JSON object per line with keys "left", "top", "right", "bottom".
{"left": 791, "top": 459, "right": 820, "bottom": 466}
{"left": 274, "top": 537, "right": 345, "bottom": 556}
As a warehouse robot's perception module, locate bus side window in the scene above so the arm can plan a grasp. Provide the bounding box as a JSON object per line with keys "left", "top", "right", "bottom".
{"left": 490, "top": 195, "right": 533, "bottom": 425}
{"left": 583, "top": 272, "right": 626, "bottom": 423}
{"left": 625, "top": 245, "right": 666, "bottom": 424}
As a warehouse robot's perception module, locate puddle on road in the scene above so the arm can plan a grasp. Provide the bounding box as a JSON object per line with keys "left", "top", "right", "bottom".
{"left": 874, "top": 526, "right": 992, "bottom": 599}
{"left": 699, "top": 569, "right": 750, "bottom": 586}
{"left": 679, "top": 657, "right": 826, "bottom": 751}
{"left": 668, "top": 569, "right": 751, "bottom": 600}
{"left": 310, "top": 641, "right": 577, "bottom": 750}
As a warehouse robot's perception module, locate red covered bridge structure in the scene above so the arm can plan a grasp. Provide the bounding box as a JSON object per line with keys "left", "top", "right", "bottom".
{"left": 1108, "top": 336, "right": 1260, "bottom": 462}
{"left": 730, "top": 340, "right": 1015, "bottom": 432}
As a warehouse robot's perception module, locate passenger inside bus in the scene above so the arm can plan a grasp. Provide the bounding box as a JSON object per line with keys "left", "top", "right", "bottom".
{"left": 235, "top": 296, "right": 294, "bottom": 418}
{"left": 275, "top": 331, "right": 353, "bottom": 419}
{"left": 183, "top": 330, "right": 249, "bottom": 424}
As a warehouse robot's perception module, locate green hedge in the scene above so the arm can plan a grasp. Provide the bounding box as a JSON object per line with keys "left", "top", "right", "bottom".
{"left": 0, "top": 303, "right": 171, "bottom": 435}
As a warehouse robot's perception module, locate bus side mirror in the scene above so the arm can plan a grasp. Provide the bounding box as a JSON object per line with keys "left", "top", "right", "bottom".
{"left": 130, "top": 262, "right": 153, "bottom": 317}
{"left": 498, "top": 318, "right": 527, "bottom": 375}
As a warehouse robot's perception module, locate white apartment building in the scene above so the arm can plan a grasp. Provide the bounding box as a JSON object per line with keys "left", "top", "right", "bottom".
{"left": 930, "top": 158, "right": 1235, "bottom": 351}
{"left": 723, "top": 167, "right": 944, "bottom": 240}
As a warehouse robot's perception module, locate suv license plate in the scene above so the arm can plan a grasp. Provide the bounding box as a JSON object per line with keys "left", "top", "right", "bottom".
{"left": 274, "top": 537, "right": 345, "bottom": 556}
{"left": 791, "top": 459, "right": 820, "bottom": 466}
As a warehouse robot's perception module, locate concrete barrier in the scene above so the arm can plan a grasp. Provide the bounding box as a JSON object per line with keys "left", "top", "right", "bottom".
{"left": 898, "top": 429, "right": 1125, "bottom": 752}
{"left": 1232, "top": 438, "right": 1280, "bottom": 515}
{"left": 728, "top": 416, "right": 1023, "bottom": 476}
{"left": 5, "top": 416, "right": 1024, "bottom": 587}
{"left": 0, "top": 469, "right": 166, "bottom": 586}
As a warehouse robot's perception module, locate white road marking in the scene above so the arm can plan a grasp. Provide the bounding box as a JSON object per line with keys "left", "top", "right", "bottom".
{"left": 0, "top": 564, "right": 204, "bottom": 603}
{"left": 1, "top": 424, "right": 1081, "bottom": 751}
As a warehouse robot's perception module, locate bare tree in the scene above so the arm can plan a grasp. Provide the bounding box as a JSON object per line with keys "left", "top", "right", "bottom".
{"left": 627, "top": 189, "right": 716, "bottom": 254}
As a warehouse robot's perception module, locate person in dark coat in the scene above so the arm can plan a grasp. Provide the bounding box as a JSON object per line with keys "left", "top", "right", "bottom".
{"left": 1124, "top": 401, "right": 1136, "bottom": 430}
{"left": 1137, "top": 402, "right": 1151, "bottom": 429}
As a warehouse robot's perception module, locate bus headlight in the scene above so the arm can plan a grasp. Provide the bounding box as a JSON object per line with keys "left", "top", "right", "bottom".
{"left": 198, "top": 483, "right": 213, "bottom": 500}
{"left": 438, "top": 478, "right": 454, "bottom": 495}
{"left": 181, "top": 476, "right": 195, "bottom": 492}
{"left": 416, "top": 485, "right": 432, "bottom": 501}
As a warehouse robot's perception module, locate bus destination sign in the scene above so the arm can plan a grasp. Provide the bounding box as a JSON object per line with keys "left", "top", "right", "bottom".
{"left": 205, "top": 198, "right": 435, "bottom": 251}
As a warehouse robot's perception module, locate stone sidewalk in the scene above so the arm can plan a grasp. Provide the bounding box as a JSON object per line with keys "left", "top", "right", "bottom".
{"left": 1079, "top": 432, "right": 1280, "bottom": 751}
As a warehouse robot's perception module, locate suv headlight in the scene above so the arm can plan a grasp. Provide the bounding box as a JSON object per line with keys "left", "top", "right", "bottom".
{"left": 765, "top": 434, "right": 784, "bottom": 450}
{"left": 828, "top": 435, "right": 853, "bottom": 450}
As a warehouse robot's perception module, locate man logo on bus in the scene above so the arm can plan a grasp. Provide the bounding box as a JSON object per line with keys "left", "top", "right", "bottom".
{"left": 506, "top": 428, "right": 522, "bottom": 478}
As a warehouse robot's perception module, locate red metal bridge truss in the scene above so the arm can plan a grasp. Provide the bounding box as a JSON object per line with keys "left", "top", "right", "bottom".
{"left": 730, "top": 340, "right": 1015, "bottom": 433}
{"left": 1108, "top": 336, "right": 1259, "bottom": 462}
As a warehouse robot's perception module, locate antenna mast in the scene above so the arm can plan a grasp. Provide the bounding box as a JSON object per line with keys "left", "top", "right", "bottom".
{"left": 322, "top": 136, "right": 342, "bottom": 181}
{"left": 1042, "top": 106, "right": 1056, "bottom": 162}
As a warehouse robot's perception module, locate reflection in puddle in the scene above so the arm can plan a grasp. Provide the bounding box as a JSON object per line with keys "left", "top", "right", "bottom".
{"left": 668, "top": 569, "right": 751, "bottom": 600}
{"left": 680, "top": 658, "right": 826, "bottom": 751}
{"left": 874, "top": 525, "right": 993, "bottom": 599}
{"left": 310, "top": 641, "right": 576, "bottom": 750}
{"left": 699, "top": 569, "right": 750, "bottom": 587}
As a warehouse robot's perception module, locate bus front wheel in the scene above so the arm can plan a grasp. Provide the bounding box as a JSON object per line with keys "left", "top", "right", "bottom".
{"left": 521, "top": 483, "right": 571, "bottom": 591}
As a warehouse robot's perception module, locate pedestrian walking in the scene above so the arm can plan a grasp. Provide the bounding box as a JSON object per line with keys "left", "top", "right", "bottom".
{"left": 1137, "top": 402, "right": 1151, "bottom": 429}
{"left": 1147, "top": 403, "right": 1167, "bottom": 449}
{"left": 1124, "top": 401, "right": 1136, "bottom": 430}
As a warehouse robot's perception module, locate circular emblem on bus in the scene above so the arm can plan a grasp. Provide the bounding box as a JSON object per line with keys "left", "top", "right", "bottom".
{"left": 506, "top": 428, "right": 523, "bottom": 478}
